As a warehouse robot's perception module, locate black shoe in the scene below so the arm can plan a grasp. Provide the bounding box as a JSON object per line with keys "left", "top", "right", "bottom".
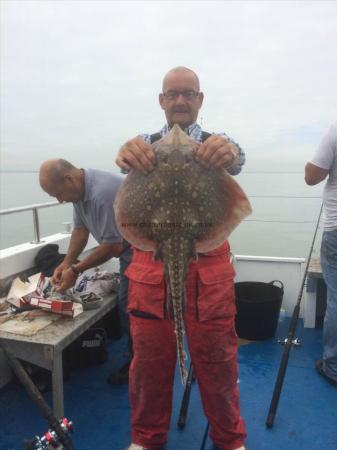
{"left": 107, "top": 362, "right": 130, "bottom": 385}
{"left": 315, "top": 359, "right": 337, "bottom": 387}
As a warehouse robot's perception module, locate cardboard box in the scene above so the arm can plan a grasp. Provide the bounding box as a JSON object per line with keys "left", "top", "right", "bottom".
{"left": 6, "top": 273, "right": 46, "bottom": 308}
{"left": 30, "top": 296, "right": 83, "bottom": 318}
{"left": 7, "top": 273, "right": 83, "bottom": 318}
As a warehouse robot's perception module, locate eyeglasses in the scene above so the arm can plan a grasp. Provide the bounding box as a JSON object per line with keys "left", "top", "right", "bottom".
{"left": 162, "top": 90, "right": 200, "bottom": 101}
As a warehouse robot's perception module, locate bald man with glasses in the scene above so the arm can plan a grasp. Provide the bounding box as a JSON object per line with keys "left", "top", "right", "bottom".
{"left": 116, "top": 67, "right": 247, "bottom": 450}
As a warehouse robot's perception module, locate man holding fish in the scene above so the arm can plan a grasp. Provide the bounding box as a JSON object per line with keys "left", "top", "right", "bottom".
{"left": 115, "top": 67, "right": 249, "bottom": 450}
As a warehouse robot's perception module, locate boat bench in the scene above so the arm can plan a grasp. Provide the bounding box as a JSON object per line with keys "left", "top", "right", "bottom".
{"left": 304, "top": 258, "right": 327, "bottom": 328}
{"left": 0, "top": 293, "right": 118, "bottom": 418}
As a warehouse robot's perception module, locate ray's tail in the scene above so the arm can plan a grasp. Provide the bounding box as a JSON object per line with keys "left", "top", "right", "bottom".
{"left": 165, "top": 237, "right": 192, "bottom": 385}
{"left": 167, "top": 260, "right": 188, "bottom": 384}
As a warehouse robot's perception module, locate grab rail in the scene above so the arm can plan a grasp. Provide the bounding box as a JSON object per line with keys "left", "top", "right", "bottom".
{"left": 0, "top": 201, "right": 60, "bottom": 244}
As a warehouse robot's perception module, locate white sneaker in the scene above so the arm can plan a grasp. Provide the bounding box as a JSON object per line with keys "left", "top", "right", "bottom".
{"left": 124, "top": 444, "right": 148, "bottom": 450}
{"left": 234, "top": 446, "right": 247, "bottom": 450}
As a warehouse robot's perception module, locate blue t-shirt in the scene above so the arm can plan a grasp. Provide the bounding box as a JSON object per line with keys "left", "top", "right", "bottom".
{"left": 73, "top": 169, "right": 124, "bottom": 244}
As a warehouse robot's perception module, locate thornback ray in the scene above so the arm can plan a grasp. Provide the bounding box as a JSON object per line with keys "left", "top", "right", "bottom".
{"left": 114, "top": 124, "right": 252, "bottom": 383}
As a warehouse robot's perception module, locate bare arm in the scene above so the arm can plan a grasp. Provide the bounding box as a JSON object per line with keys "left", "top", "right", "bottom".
{"left": 305, "top": 162, "right": 329, "bottom": 186}
{"left": 63, "top": 228, "right": 90, "bottom": 265}
{"left": 72, "top": 241, "right": 123, "bottom": 274}
{"left": 54, "top": 241, "right": 123, "bottom": 293}
{"left": 51, "top": 228, "right": 89, "bottom": 285}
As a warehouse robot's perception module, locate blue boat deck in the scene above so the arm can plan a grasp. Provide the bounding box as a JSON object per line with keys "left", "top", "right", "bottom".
{"left": 1, "top": 317, "right": 337, "bottom": 450}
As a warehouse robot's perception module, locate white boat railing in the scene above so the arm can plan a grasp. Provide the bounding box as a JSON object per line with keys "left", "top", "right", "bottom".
{"left": 0, "top": 201, "right": 60, "bottom": 244}
{"left": 0, "top": 193, "right": 322, "bottom": 247}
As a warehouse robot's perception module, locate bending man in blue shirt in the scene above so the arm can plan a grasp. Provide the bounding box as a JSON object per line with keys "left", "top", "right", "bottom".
{"left": 39, "top": 159, "right": 131, "bottom": 384}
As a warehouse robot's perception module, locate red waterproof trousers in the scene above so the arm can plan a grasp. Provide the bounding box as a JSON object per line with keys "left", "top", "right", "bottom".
{"left": 125, "top": 242, "right": 246, "bottom": 450}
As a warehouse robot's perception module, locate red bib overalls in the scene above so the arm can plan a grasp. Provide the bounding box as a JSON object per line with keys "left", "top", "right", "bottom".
{"left": 125, "top": 242, "right": 246, "bottom": 450}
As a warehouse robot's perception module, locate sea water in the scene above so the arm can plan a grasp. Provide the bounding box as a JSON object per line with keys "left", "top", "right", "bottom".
{"left": 0, "top": 171, "right": 323, "bottom": 257}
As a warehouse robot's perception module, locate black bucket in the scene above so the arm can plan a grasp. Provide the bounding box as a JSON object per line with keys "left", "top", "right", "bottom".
{"left": 235, "top": 280, "right": 284, "bottom": 340}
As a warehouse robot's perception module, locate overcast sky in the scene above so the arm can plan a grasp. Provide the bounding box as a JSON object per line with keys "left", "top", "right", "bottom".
{"left": 1, "top": 0, "right": 337, "bottom": 172}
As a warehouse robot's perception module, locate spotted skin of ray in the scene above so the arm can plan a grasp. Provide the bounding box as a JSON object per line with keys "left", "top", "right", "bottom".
{"left": 114, "top": 124, "right": 252, "bottom": 384}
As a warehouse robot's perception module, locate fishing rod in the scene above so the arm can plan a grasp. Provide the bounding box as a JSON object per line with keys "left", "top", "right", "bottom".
{"left": 177, "top": 361, "right": 194, "bottom": 428}
{"left": 199, "top": 421, "right": 210, "bottom": 450}
{"left": 266, "top": 203, "right": 323, "bottom": 428}
{"left": 0, "top": 342, "right": 76, "bottom": 450}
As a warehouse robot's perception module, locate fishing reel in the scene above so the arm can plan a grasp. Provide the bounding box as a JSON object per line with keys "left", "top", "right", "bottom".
{"left": 278, "top": 337, "right": 301, "bottom": 347}
{"left": 23, "top": 417, "right": 73, "bottom": 450}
